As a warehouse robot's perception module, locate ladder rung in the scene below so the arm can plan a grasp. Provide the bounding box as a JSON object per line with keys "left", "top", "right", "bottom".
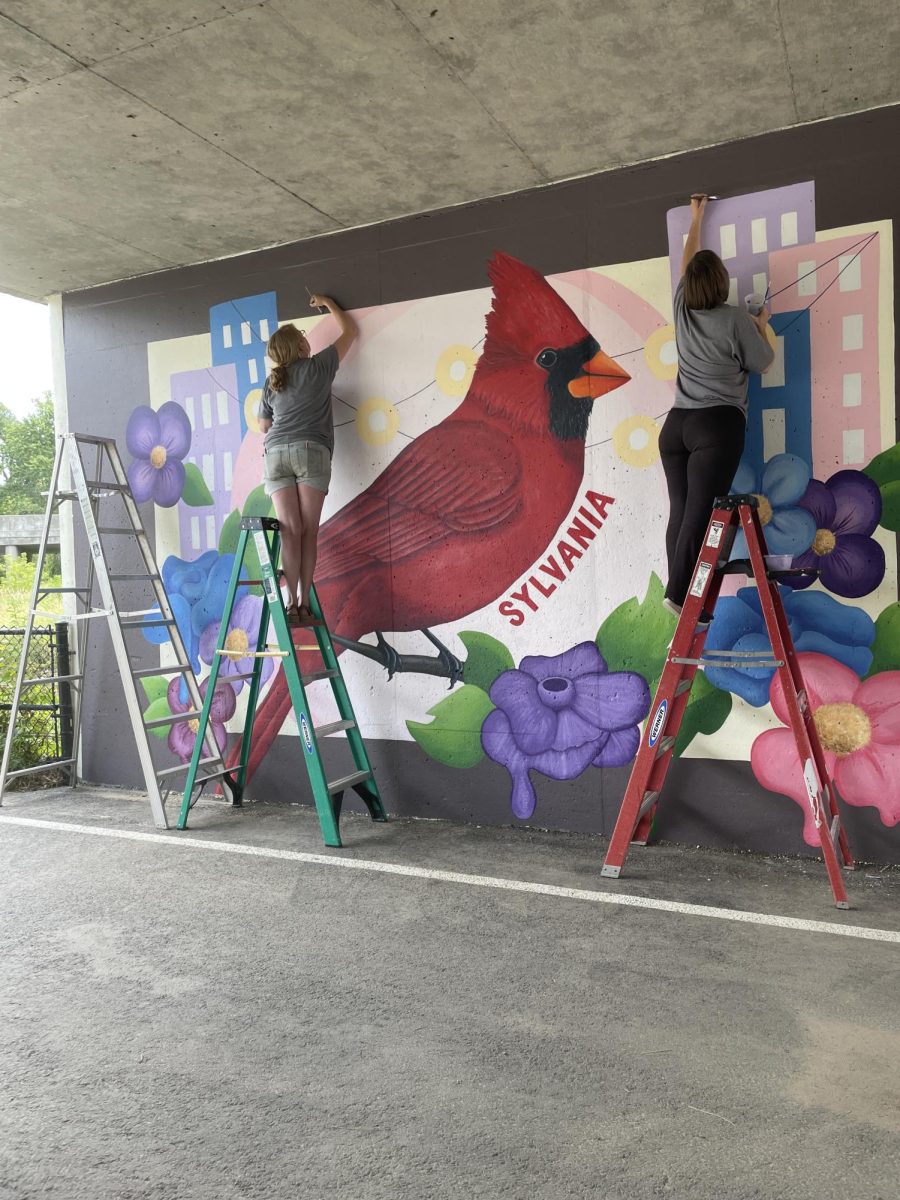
{"left": 638, "top": 790, "right": 659, "bottom": 819}
{"left": 21, "top": 673, "right": 83, "bottom": 686}
{"left": 96, "top": 527, "right": 136, "bottom": 535}
{"left": 37, "top": 586, "right": 90, "bottom": 594}
{"left": 655, "top": 735, "right": 676, "bottom": 758}
{"left": 301, "top": 669, "right": 338, "bottom": 685}
{"left": 132, "top": 664, "right": 190, "bottom": 679}
{"left": 4, "top": 758, "right": 76, "bottom": 780}
{"left": 122, "top": 616, "right": 175, "bottom": 628}
{"left": 144, "top": 709, "right": 202, "bottom": 729}
{"left": 829, "top": 814, "right": 841, "bottom": 848}
{"left": 191, "top": 768, "right": 235, "bottom": 787}
{"left": 674, "top": 679, "right": 692, "bottom": 697}
{"left": 326, "top": 769, "right": 372, "bottom": 794}
{"left": 156, "top": 756, "right": 220, "bottom": 780}
{"left": 109, "top": 573, "right": 160, "bottom": 582}
{"left": 314, "top": 718, "right": 355, "bottom": 737}
{"left": 224, "top": 670, "right": 259, "bottom": 683}
{"left": 84, "top": 480, "right": 129, "bottom": 493}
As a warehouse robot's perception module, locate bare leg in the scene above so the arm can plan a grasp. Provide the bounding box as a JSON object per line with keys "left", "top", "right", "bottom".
{"left": 296, "top": 484, "right": 327, "bottom": 611}
{"left": 271, "top": 484, "right": 304, "bottom": 611}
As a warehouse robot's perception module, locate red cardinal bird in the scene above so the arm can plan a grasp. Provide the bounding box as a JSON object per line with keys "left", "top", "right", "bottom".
{"left": 231, "top": 251, "right": 630, "bottom": 778}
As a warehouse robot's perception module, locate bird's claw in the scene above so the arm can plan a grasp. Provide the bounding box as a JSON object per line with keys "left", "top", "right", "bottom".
{"left": 421, "top": 630, "right": 465, "bottom": 688}
{"left": 375, "top": 631, "right": 402, "bottom": 680}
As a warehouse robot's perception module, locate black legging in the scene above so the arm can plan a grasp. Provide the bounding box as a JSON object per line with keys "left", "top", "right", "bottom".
{"left": 660, "top": 405, "right": 746, "bottom": 606}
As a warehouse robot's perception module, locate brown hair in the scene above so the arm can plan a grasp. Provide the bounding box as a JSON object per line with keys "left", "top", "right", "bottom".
{"left": 266, "top": 323, "right": 307, "bottom": 392}
{"left": 683, "top": 250, "right": 730, "bottom": 310}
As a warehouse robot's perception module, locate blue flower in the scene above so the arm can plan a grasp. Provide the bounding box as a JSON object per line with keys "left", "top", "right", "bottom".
{"left": 731, "top": 454, "right": 817, "bottom": 558}
{"left": 141, "top": 550, "right": 241, "bottom": 673}
{"left": 704, "top": 586, "right": 875, "bottom": 706}
{"left": 481, "top": 642, "right": 650, "bottom": 820}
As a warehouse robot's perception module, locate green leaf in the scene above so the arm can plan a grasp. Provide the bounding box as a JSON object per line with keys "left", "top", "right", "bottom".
{"left": 595, "top": 572, "right": 676, "bottom": 686}
{"left": 673, "top": 672, "right": 732, "bottom": 756}
{"left": 143, "top": 695, "right": 173, "bottom": 739}
{"left": 877, "top": 480, "right": 900, "bottom": 533}
{"left": 863, "top": 442, "right": 900, "bottom": 489}
{"left": 459, "top": 631, "right": 514, "bottom": 693}
{"left": 139, "top": 675, "right": 169, "bottom": 705}
{"left": 406, "top": 685, "right": 494, "bottom": 768}
{"left": 218, "top": 508, "right": 241, "bottom": 555}
{"left": 866, "top": 602, "right": 900, "bottom": 676}
{"left": 181, "top": 461, "right": 214, "bottom": 507}
{"left": 242, "top": 484, "right": 273, "bottom": 519}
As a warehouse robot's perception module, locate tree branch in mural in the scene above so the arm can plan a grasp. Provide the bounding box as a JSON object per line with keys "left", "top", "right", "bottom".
{"left": 332, "top": 630, "right": 464, "bottom": 684}
{"left": 232, "top": 251, "right": 632, "bottom": 781}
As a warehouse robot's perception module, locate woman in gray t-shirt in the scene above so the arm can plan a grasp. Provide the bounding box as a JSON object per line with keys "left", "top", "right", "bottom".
{"left": 659, "top": 194, "right": 775, "bottom": 613}
{"left": 258, "top": 294, "right": 357, "bottom": 625}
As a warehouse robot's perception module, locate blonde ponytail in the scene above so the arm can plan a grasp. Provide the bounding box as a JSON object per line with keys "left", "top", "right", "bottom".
{"left": 265, "top": 324, "right": 305, "bottom": 392}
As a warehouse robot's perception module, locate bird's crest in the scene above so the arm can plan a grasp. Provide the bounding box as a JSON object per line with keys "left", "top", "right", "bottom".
{"left": 485, "top": 251, "right": 589, "bottom": 355}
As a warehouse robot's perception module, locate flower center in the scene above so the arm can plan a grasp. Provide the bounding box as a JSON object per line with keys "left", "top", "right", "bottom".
{"left": 813, "top": 702, "right": 871, "bottom": 756}
{"left": 812, "top": 528, "right": 837, "bottom": 556}
{"left": 539, "top": 676, "right": 573, "bottom": 709}
{"left": 188, "top": 718, "right": 200, "bottom": 735}
{"left": 224, "top": 628, "right": 250, "bottom": 660}
{"left": 149, "top": 444, "right": 167, "bottom": 469}
{"left": 754, "top": 494, "right": 773, "bottom": 526}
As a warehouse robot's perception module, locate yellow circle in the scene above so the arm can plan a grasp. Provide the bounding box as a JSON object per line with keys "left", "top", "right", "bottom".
{"left": 356, "top": 397, "right": 400, "bottom": 447}
{"left": 244, "top": 387, "right": 264, "bottom": 433}
{"left": 435, "top": 344, "right": 477, "bottom": 397}
{"left": 613, "top": 414, "right": 661, "bottom": 468}
{"left": 644, "top": 325, "right": 679, "bottom": 381}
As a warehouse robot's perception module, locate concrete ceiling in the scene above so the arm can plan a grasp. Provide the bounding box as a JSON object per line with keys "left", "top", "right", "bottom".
{"left": 1, "top": 0, "right": 897, "bottom": 301}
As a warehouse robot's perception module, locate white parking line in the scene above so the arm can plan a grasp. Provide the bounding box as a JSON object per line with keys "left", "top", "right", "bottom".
{"left": 2, "top": 813, "right": 898, "bottom": 944}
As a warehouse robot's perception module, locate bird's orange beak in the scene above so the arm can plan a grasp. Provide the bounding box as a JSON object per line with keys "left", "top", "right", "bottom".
{"left": 567, "top": 349, "right": 631, "bottom": 399}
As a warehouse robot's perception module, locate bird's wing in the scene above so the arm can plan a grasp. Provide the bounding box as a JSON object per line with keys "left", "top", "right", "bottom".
{"left": 317, "top": 419, "right": 522, "bottom": 577}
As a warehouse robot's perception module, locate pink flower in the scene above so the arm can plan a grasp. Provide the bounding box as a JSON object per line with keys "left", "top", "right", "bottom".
{"left": 751, "top": 652, "right": 900, "bottom": 843}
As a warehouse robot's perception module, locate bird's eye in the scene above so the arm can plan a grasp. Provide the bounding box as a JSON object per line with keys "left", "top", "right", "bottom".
{"left": 536, "top": 348, "right": 558, "bottom": 369}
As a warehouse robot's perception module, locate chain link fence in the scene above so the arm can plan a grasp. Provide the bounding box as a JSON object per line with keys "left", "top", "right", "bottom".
{"left": 0, "top": 624, "right": 73, "bottom": 787}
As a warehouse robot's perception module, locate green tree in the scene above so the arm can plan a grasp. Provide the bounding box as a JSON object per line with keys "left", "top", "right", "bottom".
{"left": 0, "top": 393, "right": 56, "bottom": 515}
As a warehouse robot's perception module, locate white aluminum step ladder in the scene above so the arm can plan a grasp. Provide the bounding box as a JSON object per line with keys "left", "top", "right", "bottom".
{"left": 0, "top": 432, "right": 236, "bottom": 826}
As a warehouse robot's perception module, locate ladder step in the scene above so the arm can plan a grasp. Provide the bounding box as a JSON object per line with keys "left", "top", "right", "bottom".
{"left": 655, "top": 735, "right": 677, "bottom": 758}
{"left": 109, "top": 573, "right": 160, "bottom": 582}
{"left": 638, "top": 790, "right": 659, "bottom": 819}
{"left": 144, "top": 709, "right": 202, "bottom": 729}
{"left": 132, "top": 664, "right": 190, "bottom": 679}
{"left": 829, "top": 814, "right": 841, "bottom": 848}
{"left": 326, "top": 769, "right": 372, "bottom": 794}
{"left": 674, "top": 679, "right": 692, "bottom": 697}
{"left": 301, "top": 668, "right": 338, "bottom": 685}
{"left": 84, "top": 480, "right": 129, "bottom": 493}
{"left": 157, "top": 756, "right": 220, "bottom": 780}
{"left": 191, "top": 768, "right": 235, "bottom": 787}
{"left": 4, "top": 758, "right": 76, "bottom": 780}
{"left": 314, "top": 718, "right": 355, "bottom": 737}
{"left": 122, "top": 616, "right": 175, "bottom": 628}
{"left": 96, "top": 527, "right": 136, "bottom": 535}
{"left": 37, "top": 586, "right": 91, "bottom": 594}
{"left": 21, "top": 673, "right": 84, "bottom": 686}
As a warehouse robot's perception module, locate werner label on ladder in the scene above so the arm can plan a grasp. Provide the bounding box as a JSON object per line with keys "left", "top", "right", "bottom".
{"left": 600, "top": 494, "right": 856, "bottom": 909}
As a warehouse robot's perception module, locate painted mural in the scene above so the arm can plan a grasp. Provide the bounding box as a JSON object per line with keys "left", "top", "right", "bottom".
{"left": 134, "top": 182, "right": 898, "bottom": 848}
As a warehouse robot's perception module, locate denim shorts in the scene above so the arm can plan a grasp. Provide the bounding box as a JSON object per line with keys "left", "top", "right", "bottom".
{"left": 263, "top": 440, "right": 332, "bottom": 496}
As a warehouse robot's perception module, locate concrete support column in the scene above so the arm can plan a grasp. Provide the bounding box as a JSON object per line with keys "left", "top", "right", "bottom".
{"left": 4, "top": 545, "right": 19, "bottom": 559}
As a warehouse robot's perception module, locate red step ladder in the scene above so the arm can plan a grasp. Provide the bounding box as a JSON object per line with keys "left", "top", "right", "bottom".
{"left": 601, "top": 493, "right": 855, "bottom": 908}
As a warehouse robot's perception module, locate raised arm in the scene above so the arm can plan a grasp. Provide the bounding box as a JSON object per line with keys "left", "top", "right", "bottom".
{"left": 680, "top": 193, "right": 708, "bottom": 278}
{"left": 309, "top": 293, "right": 357, "bottom": 362}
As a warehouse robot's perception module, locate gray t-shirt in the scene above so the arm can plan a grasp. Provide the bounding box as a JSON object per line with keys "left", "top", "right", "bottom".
{"left": 258, "top": 345, "right": 339, "bottom": 454}
{"left": 672, "top": 279, "right": 775, "bottom": 416}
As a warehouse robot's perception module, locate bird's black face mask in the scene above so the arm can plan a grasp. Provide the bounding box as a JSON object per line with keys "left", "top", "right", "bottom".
{"left": 538, "top": 335, "right": 600, "bottom": 442}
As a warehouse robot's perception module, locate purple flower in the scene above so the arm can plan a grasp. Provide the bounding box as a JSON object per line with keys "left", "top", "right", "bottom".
{"left": 199, "top": 594, "right": 273, "bottom": 694}
{"left": 784, "top": 470, "right": 885, "bottom": 598}
{"left": 126, "top": 402, "right": 192, "bottom": 506}
{"left": 166, "top": 675, "right": 236, "bottom": 764}
{"left": 481, "top": 642, "right": 650, "bottom": 820}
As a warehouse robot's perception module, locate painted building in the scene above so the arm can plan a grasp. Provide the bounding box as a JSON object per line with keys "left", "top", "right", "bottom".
{"left": 209, "top": 293, "right": 279, "bottom": 437}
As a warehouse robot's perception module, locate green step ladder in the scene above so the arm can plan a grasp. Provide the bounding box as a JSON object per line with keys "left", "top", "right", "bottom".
{"left": 176, "top": 516, "right": 387, "bottom": 845}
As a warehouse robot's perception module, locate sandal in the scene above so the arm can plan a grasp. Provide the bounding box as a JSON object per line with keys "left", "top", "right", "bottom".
{"left": 297, "top": 604, "right": 321, "bottom": 627}
{"left": 285, "top": 603, "right": 302, "bottom": 627}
